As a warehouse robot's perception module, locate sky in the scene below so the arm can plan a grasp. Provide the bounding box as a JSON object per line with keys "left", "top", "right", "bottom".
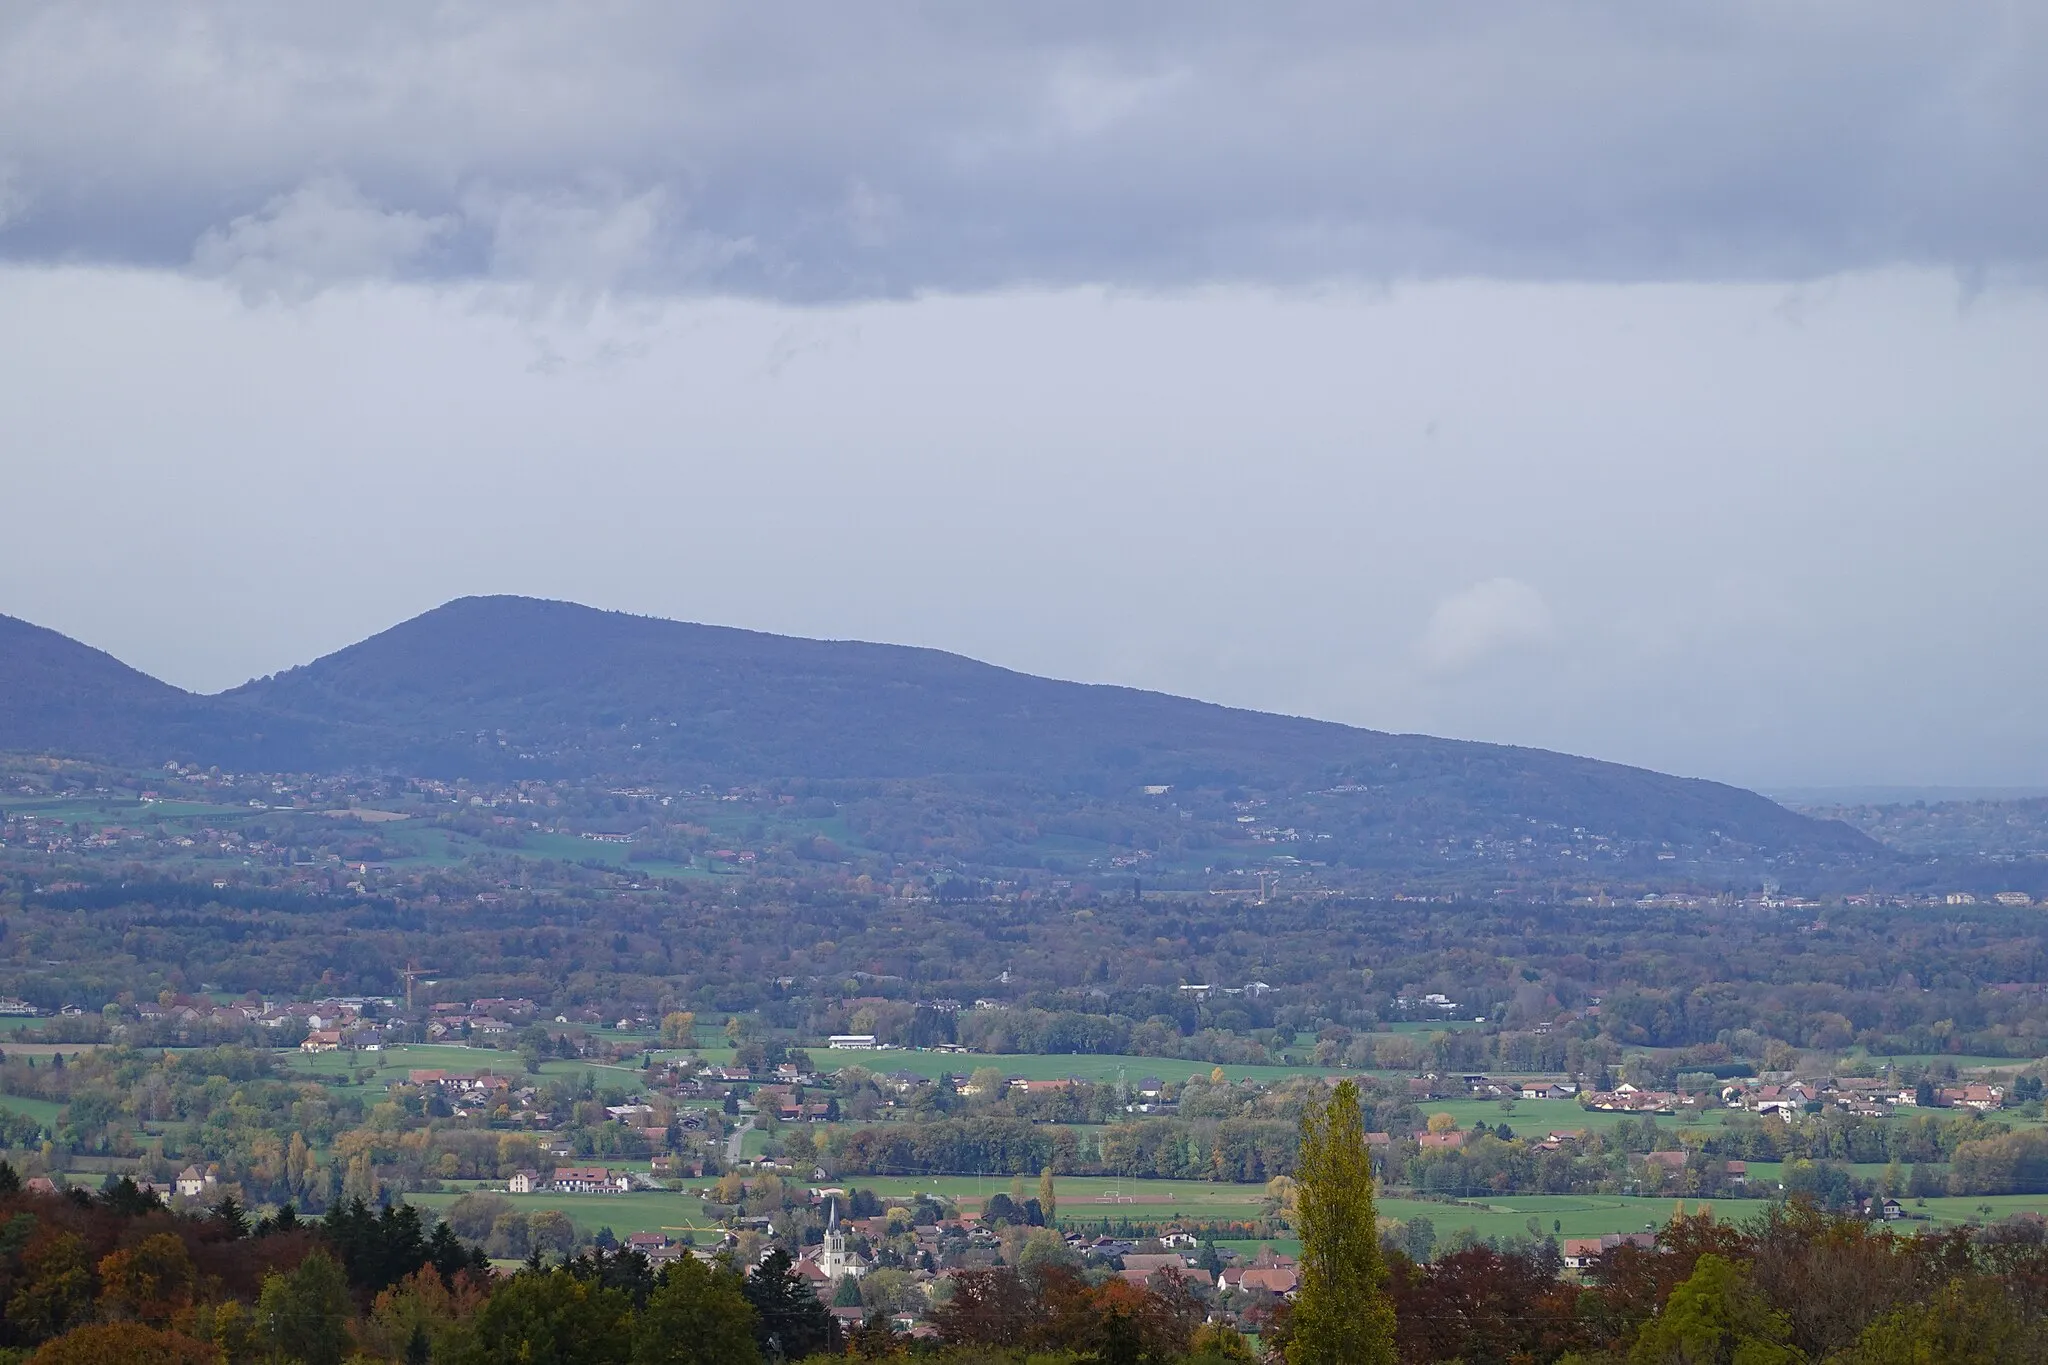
{"left": 2, "top": 4, "right": 2046, "bottom": 791}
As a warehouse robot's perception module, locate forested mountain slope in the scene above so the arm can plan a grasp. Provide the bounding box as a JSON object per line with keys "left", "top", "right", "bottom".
{"left": 2, "top": 597, "right": 1874, "bottom": 863}
{"left": 0, "top": 613, "right": 222, "bottom": 763}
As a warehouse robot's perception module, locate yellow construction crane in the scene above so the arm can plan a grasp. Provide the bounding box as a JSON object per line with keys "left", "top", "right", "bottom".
{"left": 401, "top": 961, "right": 439, "bottom": 1013}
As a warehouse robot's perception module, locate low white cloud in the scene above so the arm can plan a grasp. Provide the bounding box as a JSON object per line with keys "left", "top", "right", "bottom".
{"left": 190, "top": 174, "right": 452, "bottom": 303}
{"left": 1416, "top": 577, "right": 1555, "bottom": 676}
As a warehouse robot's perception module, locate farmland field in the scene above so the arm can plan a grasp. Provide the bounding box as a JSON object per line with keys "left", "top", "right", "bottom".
{"left": 1841, "top": 1054, "right": 2035, "bottom": 1073}
{"left": 0, "top": 1094, "right": 67, "bottom": 1125}
{"left": 1904, "top": 1194, "right": 2048, "bottom": 1227}
{"left": 812, "top": 1174, "right": 1272, "bottom": 1224}
{"left": 276, "top": 1042, "right": 654, "bottom": 1088}
{"left": 1404, "top": 1096, "right": 1738, "bottom": 1135}
{"left": 406, "top": 1186, "right": 721, "bottom": 1242}
{"left": 500, "top": 831, "right": 714, "bottom": 879}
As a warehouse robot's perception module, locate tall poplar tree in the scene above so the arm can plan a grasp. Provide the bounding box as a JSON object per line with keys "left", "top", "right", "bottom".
{"left": 1287, "top": 1078, "right": 1396, "bottom": 1365}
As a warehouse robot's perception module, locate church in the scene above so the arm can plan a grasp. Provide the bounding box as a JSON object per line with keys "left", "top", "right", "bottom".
{"left": 797, "top": 1199, "right": 870, "bottom": 1291}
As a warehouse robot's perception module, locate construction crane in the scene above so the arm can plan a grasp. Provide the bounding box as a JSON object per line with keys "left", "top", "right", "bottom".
{"left": 401, "top": 961, "right": 439, "bottom": 1013}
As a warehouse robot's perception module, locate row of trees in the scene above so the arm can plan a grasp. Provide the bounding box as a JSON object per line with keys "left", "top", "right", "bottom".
{"left": 822, "top": 1114, "right": 1305, "bottom": 1185}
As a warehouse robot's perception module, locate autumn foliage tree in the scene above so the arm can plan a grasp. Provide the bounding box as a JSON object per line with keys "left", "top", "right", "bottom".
{"left": 95, "top": 1233, "right": 197, "bottom": 1325}
{"left": 9, "top": 1229, "right": 97, "bottom": 1344}
{"left": 660, "top": 1012, "right": 697, "bottom": 1049}
{"left": 26, "top": 1320, "right": 221, "bottom": 1365}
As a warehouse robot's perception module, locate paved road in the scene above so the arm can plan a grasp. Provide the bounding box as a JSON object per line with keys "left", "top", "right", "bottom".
{"left": 725, "top": 1113, "right": 753, "bottom": 1165}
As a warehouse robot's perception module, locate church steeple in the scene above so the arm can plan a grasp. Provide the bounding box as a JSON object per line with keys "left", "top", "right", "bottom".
{"left": 821, "top": 1196, "right": 850, "bottom": 1280}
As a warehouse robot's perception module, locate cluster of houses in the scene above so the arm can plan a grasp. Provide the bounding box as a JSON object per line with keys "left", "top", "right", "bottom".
{"left": 766, "top": 1199, "right": 1306, "bottom": 1339}
{"left": 753, "top": 1084, "right": 834, "bottom": 1123}
{"left": 283, "top": 993, "right": 675, "bottom": 1052}
{"left": 1412, "top": 1074, "right": 1580, "bottom": 1102}
{"left": 62, "top": 991, "right": 409, "bottom": 1052}
{"left": 571, "top": 1177, "right": 1313, "bottom": 1341}
{"left": 39, "top": 988, "right": 638, "bottom": 1052}
{"left": 284, "top": 994, "right": 668, "bottom": 1050}
{"left": 66, "top": 991, "right": 400, "bottom": 1038}
{"left": 403, "top": 1069, "right": 516, "bottom": 1108}
{"left": 1568, "top": 1073, "right": 2008, "bottom": 1118}
{"left": 392, "top": 1071, "right": 714, "bottom": 1164}
{"left": 1579, "top": 1084, "right": 1691, "bottom": 1114}
{"left": 509, "top": 1166, "right": 645, "bottom": 1194}
{"left": 1716, "top": 1076, "right": 2004, "bottom": 1115}
{"left": 423, "top": 998, "right": 543, "bottom": 1041}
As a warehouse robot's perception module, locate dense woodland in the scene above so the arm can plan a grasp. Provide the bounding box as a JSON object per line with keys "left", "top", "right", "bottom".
{"left": 6, "top": 871, "right": 2048, "bottom": 1066}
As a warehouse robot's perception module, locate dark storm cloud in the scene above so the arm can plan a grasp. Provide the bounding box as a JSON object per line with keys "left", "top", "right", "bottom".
{"left": 1, "top": 2, "right": 2043, "bottom": 298}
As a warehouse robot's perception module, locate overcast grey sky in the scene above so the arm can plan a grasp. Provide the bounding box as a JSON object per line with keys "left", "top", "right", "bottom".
{"left": 3, "top": 4, "right": 2046, "bottom": 790}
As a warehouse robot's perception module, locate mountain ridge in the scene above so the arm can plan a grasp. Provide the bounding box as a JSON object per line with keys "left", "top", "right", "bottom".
{"left": 0, "top": 596, "right": 1876, "bottom": 863}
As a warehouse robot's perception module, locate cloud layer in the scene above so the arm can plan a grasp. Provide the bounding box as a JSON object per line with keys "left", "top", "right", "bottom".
{"left": 3, "top": 3, "right": 2044, "bottom": 299}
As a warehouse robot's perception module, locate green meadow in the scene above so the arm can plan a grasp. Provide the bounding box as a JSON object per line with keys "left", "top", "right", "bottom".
{"left": 811, "top": 1174, "right": 1271, "bottom": 1224}
{"left": 277, "top": 1041, "right": 653, "bottom": 1088}
{"left": 407, "top": 1186, "right": 721, "bottom": 1242}
{"left": 1403, "top": 1096, "right": 1740, "bottom": 1136}
{"left": 0, "top": 1095, "right": 67, "bottom": 1126}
